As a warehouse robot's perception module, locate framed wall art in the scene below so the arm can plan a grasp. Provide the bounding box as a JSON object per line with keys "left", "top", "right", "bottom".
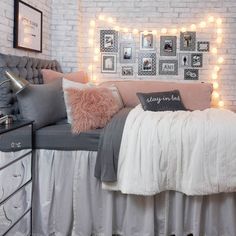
{"left": 140, "top": 32, "right": 155, "bottom": 50}
{"left": 100, "top": 30, "right": 118, "bottom": 52}
{"left": 191, "top": 53, "right": 203, "bottom": 67}
{"left": 180, "top": 31, "right": 196, "bottom": 51}
{"left": 121, "top": 66, "right": 134, "bottom": 76}
{"left": 179, "top": 53, "right": 191, "bottom": 68}
{"left": 101, "top": 54, "right": 117, "bottom": 73}
{"left": 14, "top": 0, "right": 43, "bottom": 52}
{"left": 160, "top": 36, "right": 177, "bottom": 56}
{"left": 120, "top": 43, "right": 136, "bottom": 63}
{"left": 138, "top": 53, "right": 157, "bottom": 76}
{"left": 184, "top": 69, "right": 199, "bottom": 80}
{"left": 159, "top": 60, "right": 178, "bottom": 75}
{"left": 197, "top": 41, "right": 210, "bottom": 52}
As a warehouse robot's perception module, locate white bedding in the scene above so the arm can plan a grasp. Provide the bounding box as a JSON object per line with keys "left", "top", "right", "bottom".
{"left": 106, "top": 105, "right": 236, "bottom": 196}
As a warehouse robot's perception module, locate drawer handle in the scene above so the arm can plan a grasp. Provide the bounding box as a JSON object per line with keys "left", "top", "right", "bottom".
{"left": 11, "top": 142, "right": 22, "bottom": 148}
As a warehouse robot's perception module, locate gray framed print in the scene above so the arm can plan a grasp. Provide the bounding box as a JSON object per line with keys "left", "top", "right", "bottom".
{"left": 138, "top": 53, "right": 157, "bottom": 76}
{"left": 140, "top": 32, "right": 155, "bottom": 50}
{"left": 120, "top": 43, "right": 135, "bottom": 63}
{"left": 100, "top": 30, "right": 118, "bottom": 52}
{"left": 101, "top": 54, "right": 117, "bottom": 73}
{"left": 197, "top": 41, "right": 210, "bottom": 52}
{"left": 191, "top": 53, "right": 203, "bottom": 67}
{"left": 160, "top": 36, "right": 177, "bottom": 56}
{"left": 159, "top": 60, "right": 178, "bottom": 75}
{"left": 179, "top": 53, "right": 191, "bottom": 68}
{"left": 180, "top": 31, "right": 196, "bottom": 51}
{"left": 184, "top": 69, "right": 199, "bottom": 80}
{"left": 121, "top": 66, "right": 134, "bottom": 76}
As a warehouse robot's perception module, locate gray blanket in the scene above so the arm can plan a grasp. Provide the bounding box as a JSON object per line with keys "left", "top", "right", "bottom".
{"left": 94, "top": 108, "right": 131, "bottom": 182}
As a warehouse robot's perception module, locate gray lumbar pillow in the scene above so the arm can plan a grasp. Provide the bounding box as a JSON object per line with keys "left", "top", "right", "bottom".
{"left": 17, "top": 79, "right": 67, "bottom": 130}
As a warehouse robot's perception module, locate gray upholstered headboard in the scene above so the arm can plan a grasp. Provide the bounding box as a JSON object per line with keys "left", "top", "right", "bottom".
{"left": 0, "top": 53, "right": 62, "bottom": 116}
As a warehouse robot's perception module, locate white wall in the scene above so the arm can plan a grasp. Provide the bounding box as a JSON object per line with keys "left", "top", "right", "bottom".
{"left": 0, "top": 0, "right": 52, "bottom": 58}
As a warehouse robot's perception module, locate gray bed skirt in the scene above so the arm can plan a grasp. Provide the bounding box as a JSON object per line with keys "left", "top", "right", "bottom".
{"left": 32, "top": 150, "right": 236, "bottom": 236}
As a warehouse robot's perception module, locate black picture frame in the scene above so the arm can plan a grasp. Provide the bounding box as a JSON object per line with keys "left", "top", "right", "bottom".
{"left": 14, "top": 0, "right": 43, "bottom": 52}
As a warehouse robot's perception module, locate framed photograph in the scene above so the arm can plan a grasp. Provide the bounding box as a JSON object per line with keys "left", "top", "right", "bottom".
{"left": 121, "top": 66, "right": 134, "bottom": 76}
{"left": 184, "top": 69, "right": 199, "bottom": 80}
{"left": 100, "top": 30, "right": 118, "bottom": 52}
{"left": 159, "top": 60, "right": 178, "bottom": 75}
{"left": 120, "top": 43, "right": 135, "bottom": 63}
{"left": 14, "top": 0, "right": 43, "bottom": 52}
{"left": 197, "top": 41, "right": 210, "bottom": 52}
{"left": 160, "top": 36, "right": 177, "bottom": 56}
{"left": 180, "top": 31, "right": 196, "bottom": 51}
{"left": 101, "top": 54, "right": 117, "bottom": 73}
{"left": 138, "top": 53, "right": 157, "bottom": 76}
{"left": 140, "top": 32, "right": 155, "bottom": 50}
{"left": 179, "top": 53, "right": 191, "bottom": 68}
{"left": 191, "top": 53, "right": 203, "bottom": 67}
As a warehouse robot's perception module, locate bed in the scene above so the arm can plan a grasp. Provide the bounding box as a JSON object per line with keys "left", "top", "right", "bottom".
{"left": 1, "top": 53, "right": 236, "bottom": 236}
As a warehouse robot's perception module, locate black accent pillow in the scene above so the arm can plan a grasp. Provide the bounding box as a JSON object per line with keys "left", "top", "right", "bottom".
{"left": 137, "top": 90, "right": 187, "bottom": 112}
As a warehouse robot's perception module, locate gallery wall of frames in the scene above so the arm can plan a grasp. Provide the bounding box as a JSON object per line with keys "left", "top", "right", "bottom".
{"left": 99, "top": 29, "right": 209, "bottom": 80}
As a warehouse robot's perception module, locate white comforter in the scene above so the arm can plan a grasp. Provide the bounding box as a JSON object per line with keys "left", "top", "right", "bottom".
{"left": 105, "top": 105, "right": 236, "bottom": 196}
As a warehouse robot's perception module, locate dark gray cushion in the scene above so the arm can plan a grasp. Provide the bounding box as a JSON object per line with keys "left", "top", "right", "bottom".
{"left": 17, "top": 79, "right": 67, "bottom": 129}
{"left": 137, "top": 90, "right": 187, "bottom": 112}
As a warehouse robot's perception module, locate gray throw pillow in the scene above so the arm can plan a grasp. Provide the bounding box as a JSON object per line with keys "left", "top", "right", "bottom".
{"left": 137, "top": 90, "right": 187, "bottom": 112}
{"left": 17, "top": 79, "right": 67, "bottom": 129}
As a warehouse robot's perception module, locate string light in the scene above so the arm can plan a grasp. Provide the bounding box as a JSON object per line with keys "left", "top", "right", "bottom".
{"left": 114, "top": 26, "right": 120, "bottom": 31}
{"left": 208, "top": 16, "right": 215, "bottom": 23}
{"left": 180, "top": 27, "right": 187, "bottom": 32}
{"left": 161, "top": 28, "right": 167, "bottom": 34}
{"left": 199, "top": 21, "right": 207, "bottom": 28}
{"left": 216, "top": 37, "right": 222, "bottom": 44}
{"left": 213, "top": 82, "right": 219, "bottom": 89}
{"left": 94, "top": 48, "right": 100, "bottom": 54}
{"left": 108, "top": 17, "right": 114, "bottom": 23}
{"left": 214, "top": 65, "right": 220, "bottom": 72}
{"left": 88, "top": 39, "right": 94, "bottom": 46}
{"left": 190, "top": 24, "right": 197, "bottom": 31}
{"left": 89, "top": 29, "right": 94, "bottom": 35}
{"left": 143, "top": 30, "right": 149, "bottom": 35}
{"left": 219, "top": 100, "right": 224, "bottom": 107}
{"left": 88, "top": 65, "right": 93, "bottom": 71}
{"left": 132, "top": 29, "right": 139, "bottom": 34}
{"left": 211, "top": 47, "right": 218, "bottom": 54}
{"left": 93, "top": 55, "right": 99, "bottom": 62}
{"left": 171, "top": 28, "right": 178, "bottom": 34}
{"left": 218, "top": 57, "right": 224, "bottom": 64}
{"left": 90, "top": 20, "right": 96, "bottom": 27}
{"left": 212, "top": 73, "right": 218, "bottom": 80}
{"left": 216, "top": 18, "right": 222, "bottom": 25}
{"left": 123, "top": 27, "right": 129, "bottom": 33}
{"left": 212, "top": 91, "right": 220, "bottom": 99}
{"left": 152, "top": 30, "right": 157, "bottom": 35}
{"left": 217, "top": 28, "right": 222, "bottom": 34}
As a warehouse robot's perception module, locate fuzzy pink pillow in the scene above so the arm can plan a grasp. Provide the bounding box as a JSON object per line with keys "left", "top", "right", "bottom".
{"left": 66, "top": 87, "right": 120, "bottom": 133}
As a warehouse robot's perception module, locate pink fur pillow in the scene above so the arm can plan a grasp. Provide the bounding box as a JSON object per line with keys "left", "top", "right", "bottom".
{"left": 66, "top": 87, "right": 120, "bottom": 133}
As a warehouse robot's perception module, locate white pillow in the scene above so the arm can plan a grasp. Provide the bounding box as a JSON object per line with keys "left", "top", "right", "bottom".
{"left": 63, "top": 78, "right": 90, "bottom": 123}
{"left": 106, "top": 85, "right": 124, "bottom": 110}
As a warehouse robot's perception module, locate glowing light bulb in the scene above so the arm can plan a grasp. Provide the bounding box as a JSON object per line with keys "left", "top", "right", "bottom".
{"left": 89, "top": 39, "right": 94, "bottom": 46}
{"left": 218, "top": 57, "right": 224, "bottom": 64}
{"left": 114, "top": 26, "right": 120, "bottom": 31}
{"left": 213, "top": 82, "right": 219, "bottom": 89}
{"left": 212, "top": 73, "right": 218, "bottom": 80}
{"left": 219, "top": 100, "right": 224, "bottom": 107}
{"left": 171, "top": 28, "right": 178, "bottom": 34}
{"left": 214, "top": 65, "right": 220, "bottom": 72}
{"left": 98, "top": 15, "right": 105, "bottom": 21}
{"left": 152, "top": 30, "right": 157, "bottom": 35}
{"left": 190, "top": 24, "right": 197, "bottom": 31}
{"left": 93, "top": 56, "right": 99, "bottom": 62}
{"left": 90, "top": 20, "right": 96, "bottom": 27}
{"left": 161, "top": 28, "right": 167, "bottom": 34}
{"left": 217, "top": 28, "right": 222, "bottom": 34}
{"left": 211, "top": 47, "right": 218, "bottom": 54}
{"left": 88, "top": 65, "right": 93, "bottom": 71}
{"left": 208, "top": 16, "right": 215, "bottom": 23}
{"left": 123, "top": 28, "right": 129, "bottom": 33}
{"left": 133, "top": 29, "right": 139, "bottom": 34}
{"left": 199, "top": 21, "right": 206, "bottom": 28}
{"left": 216, "top": 18, "right": 222, "bottom": 25}
{"left": 94, "top": 48, "right": 100, "bottom": 54}
{"left": 143, "top": 30, "right": 149, "bottom": 35}
{"left": 89, "top": 29, "right": 94, "bottom": 35}
{"left": 212, "top": 91, "right": 220, "bottom": 99}
{"left": 107, "top": 17, "right": 114, "bottom": 23}
{"left": 180, "top": 27, "right": 186, "bottom": 32}
{"left": 216, "top": 37, "right": 222, "bottom": 44}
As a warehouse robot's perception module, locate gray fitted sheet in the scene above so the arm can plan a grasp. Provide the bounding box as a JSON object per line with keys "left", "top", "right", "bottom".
{"left": 34, "top": 122, "right": 101, "bottom": 151}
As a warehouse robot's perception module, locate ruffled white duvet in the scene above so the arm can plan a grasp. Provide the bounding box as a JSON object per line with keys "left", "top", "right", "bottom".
{"left": 105, "top": 105, "right": 236, "bottom": 196}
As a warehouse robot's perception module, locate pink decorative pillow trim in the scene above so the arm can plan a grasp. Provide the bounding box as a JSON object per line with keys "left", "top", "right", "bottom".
{"left": 41, "top": 69, "right": 89, "bottom": 84}
{"left": 66, "top": 87, "right": 120, "bottom": 133}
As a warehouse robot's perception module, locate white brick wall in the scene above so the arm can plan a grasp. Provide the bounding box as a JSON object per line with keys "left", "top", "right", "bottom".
{"left": 0, "top": 0, "right": 52, "bottom": 59}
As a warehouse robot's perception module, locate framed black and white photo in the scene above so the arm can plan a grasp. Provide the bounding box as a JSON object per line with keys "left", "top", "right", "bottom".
{"left": 191, "top": 53, "right": 203, "bottom": 67}
{"left": 14, "top": 0, "right": 43, "bottom": 52}
{"left": 140, "top": 32, "right": 155, "bottom": 50}
{"left": 100, "top": 30, "right": 118, "bottom": 52}
{"left": 138, "top": 53, "right": 157, "bottom": 76}
{"left": 184, "top": 69, "right": 199, "bottom": 80}
{"left": 159, "top": 60, "right": 178, "bottom": 75}
{"left": 179, "top": 53, "right": 191, "bottom": 68}
{"left": 160, "top": 36, "right": 177, "bottom": 56}
{"left": 101, "top": 54, "right": 117, "bottom": 73}
{"left": 180, "top": 31, "right": 196, "bottom": 51}
{"left": 120, "top": 43, "right": 135, "bottom": 63}
{"left": 197, "top": 41, "right": 210, "bottom": 52}
{"left": 121, "top": 66, "right": 134, "bottom": 76}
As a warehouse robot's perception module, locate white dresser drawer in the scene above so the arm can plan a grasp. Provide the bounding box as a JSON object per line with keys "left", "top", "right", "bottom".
{"left": 0, "top": 182, "right": 32, "bottom": 235}
{"left": 4, "top": 210, "right": 31, "bottom": 236}
{"left": 0, "top": 154, "right": 31, "bottom": 204}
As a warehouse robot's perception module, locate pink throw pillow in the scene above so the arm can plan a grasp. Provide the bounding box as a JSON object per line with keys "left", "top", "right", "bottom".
{"left": 41, "top": 69, "right": 89, "bottom": 84}
{"left": 66, "top": 87, "right": 120, "bottom": 133}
